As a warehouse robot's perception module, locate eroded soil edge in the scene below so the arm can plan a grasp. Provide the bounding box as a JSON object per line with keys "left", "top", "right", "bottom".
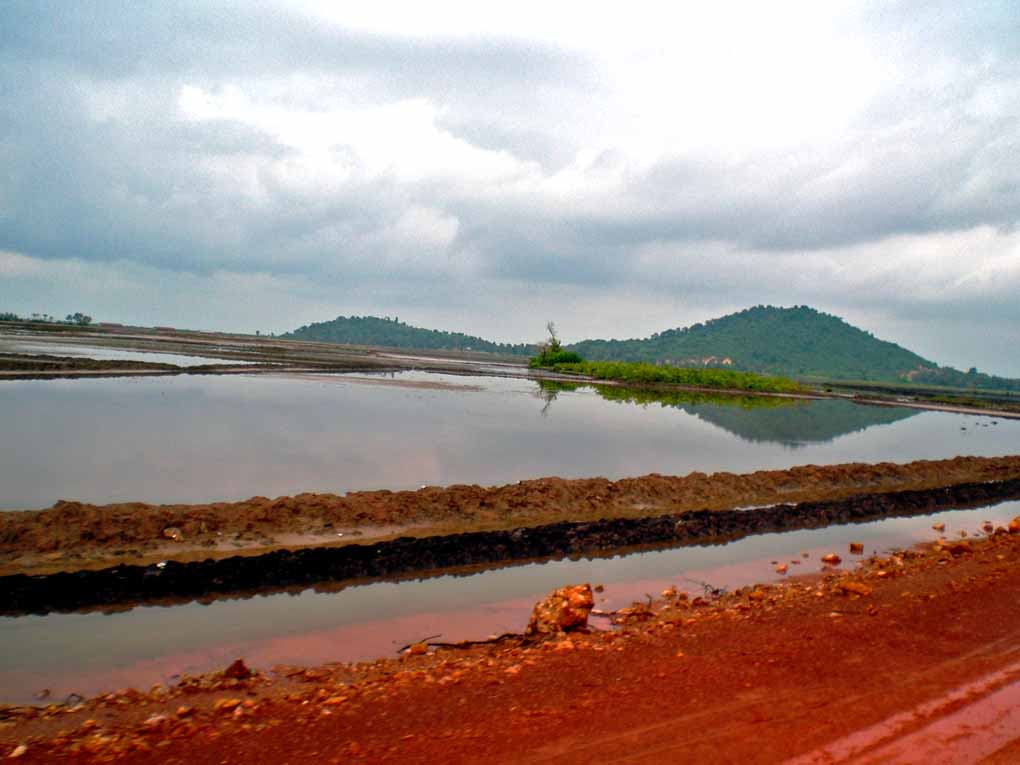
{"left": 3, "top": 455, "right": 1020, "bottom": 578}
{"left": 5, "top": 475, "right": 1020, "bottom": 616}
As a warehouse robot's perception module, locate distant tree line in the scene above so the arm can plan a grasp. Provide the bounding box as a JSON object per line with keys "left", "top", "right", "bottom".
{"left": 0, "top": 311, "right": 93, "bottom": 326}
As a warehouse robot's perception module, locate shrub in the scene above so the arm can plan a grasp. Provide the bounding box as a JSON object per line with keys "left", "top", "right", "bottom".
{"left": 540, "top": 360, "right": 801, "bottom": 394}
{"left": 529, "top": 349, "right": 584, "bottom": 368}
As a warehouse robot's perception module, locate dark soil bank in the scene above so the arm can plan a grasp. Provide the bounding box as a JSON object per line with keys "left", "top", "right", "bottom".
{"left": 5, "top": 478, "right": 1020, "bottom": 616}
{"left": 5, "top": 456, "right": 1020, "bottom": 577}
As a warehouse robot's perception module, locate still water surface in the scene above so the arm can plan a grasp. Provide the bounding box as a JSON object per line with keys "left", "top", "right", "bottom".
{"left": 1, "top": 500, "right": 1016, "bottom": 705}
{"left": 1, "top": 371, "right": 1016, "bottom": 509}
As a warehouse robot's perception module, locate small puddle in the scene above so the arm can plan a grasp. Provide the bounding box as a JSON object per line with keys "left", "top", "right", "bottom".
{"left": 788, "top": 657, "right": 1020, "bottom": 764}
{"left": 0, "top": 500, "right": 1017, "bottom": 706}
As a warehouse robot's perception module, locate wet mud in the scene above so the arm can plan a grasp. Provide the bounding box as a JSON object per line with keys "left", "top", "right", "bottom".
{"left": 5, "top": 455, "right": 1020, "bottom": 577}
{"left": 5, "top": 477, "right": 1020, "bottom": 617}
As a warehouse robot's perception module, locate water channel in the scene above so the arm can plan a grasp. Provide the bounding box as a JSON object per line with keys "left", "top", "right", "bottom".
{"left": 1, "top": 500, "right": 1017, "bottom": 705}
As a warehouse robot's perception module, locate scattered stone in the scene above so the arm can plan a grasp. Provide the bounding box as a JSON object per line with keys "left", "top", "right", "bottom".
{"left": 982, "top": 522, "right": 994, "bottom": 533}
{"left": 821, "top": 553, "right": 842, "bottom": 565}
{"left": 848, "top": 543, "right": 864, "bottom": 555}
{"left": 661, "top": 586, "right": 677, "bottom": 599}
{"left": 214, "top": 698, "right": 242, "bottom": 713}
{"left": 525, "top": 584, "right": 594, "bottom": 638}
{"left": 748, "top": 589, "right": 766, "bottom": 603}
{"left": 175, "top": 705, "right": 194, "bottom": 718}
{"left": 8, "top": 745, "right": 27, "bottom": 759}
{"left": 1009, "top": 517, "right": 1020, "bottom": 535}
{"left": 935, "top": 539, "right": 973, "bottom": 556}
{"left": 775, "top": 564, "right": 788, "bottom": 575}
{"left": 932, "top": 523, "right": 946, "bottom": 532}
{"left": 836, "top": 581, "right": 872, "bottom": 597}
{"left": 223, "top": 659, "right": 251, "bottom": 680}
{"left": 162, "top": 527, "right": 183, "bottom": 542}
{"left": 613, "top": 602, "right": 655, "bottom": 623}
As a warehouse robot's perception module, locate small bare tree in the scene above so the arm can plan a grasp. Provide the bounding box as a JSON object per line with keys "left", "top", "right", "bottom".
{"left": 545, "top": 321, "right": 561, "bottom": 353}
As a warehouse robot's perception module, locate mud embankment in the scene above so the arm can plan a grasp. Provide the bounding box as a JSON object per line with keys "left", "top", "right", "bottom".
{"left": 4, "top": 477, "right": 1020, "bottom": 616}
{"left": 3, "top": 456, "right": 1020, "bottom": 576}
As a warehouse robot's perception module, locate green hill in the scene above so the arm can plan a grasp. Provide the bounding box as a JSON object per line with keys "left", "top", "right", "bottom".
{"left": 283, "top": 307, "right": 1020, "bottom": 390}
{"left": 568, "top": 305, "right": 935, "bottom": 382}
{"left": 282, "top": 315, "right": 533, "bottom": 356}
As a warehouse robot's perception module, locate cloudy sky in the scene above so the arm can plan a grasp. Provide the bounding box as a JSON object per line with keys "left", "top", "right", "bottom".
{"left": 1, "top": 1, "right": 1018, "bottom": 374}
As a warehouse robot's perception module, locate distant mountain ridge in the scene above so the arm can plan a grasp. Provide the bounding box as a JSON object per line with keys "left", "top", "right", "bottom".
{"left": 568, "top": 306, "right": 1019, "bottom": 389}
{"left": 282, "top": 315, "right": 533, "bottom": 356}
{"left": 284, "top": 306, "right": 1019, "bottom": 389}
{"left": 569, "top": 306, "right": 932, "bottom": 381}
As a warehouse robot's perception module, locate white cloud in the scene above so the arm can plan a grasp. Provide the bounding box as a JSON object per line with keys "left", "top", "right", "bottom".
{"left": 0, "top": 251, "right": 44, "bottom": 277}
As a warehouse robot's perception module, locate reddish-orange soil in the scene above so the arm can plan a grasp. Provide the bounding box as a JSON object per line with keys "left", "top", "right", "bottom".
{"left": 4, "top": 522, "right": 1020, "bottom": 763}
{"left": 3, "top": 455, "right": 1020, "bottom": 575}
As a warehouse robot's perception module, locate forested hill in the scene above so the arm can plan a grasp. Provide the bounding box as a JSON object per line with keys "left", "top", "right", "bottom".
{"left": 568, "top": 306, "right": 936, "bottom": 381}
{"left": 283, "top": 316, "right": 533, "bottom": 355}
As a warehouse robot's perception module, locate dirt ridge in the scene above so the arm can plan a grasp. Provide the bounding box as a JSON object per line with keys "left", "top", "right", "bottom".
{"left": 3, "top": 456, "right": 1020, "bottom": 576}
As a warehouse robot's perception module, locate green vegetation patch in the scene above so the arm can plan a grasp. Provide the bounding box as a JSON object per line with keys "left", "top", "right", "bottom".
{"left": 528, "top": 348, "right": 583, "bottom": 368}
{"left": 538, "top": 359, "right": 801, "bottom": 394}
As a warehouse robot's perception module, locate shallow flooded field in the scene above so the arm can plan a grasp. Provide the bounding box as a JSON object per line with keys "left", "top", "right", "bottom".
{"left": 0, "top": 336, "right": 255, "bottom": 367}
{"left": 1, "top": 371, "right": 1017, "bottom": 510}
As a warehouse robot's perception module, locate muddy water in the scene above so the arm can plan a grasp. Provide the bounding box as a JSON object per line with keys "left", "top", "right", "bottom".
{"left": 1, "top": 500, "right": 1016, "bottom": 706}
{"left": 1, "top": 372, "right": 1017, "bottom": 510}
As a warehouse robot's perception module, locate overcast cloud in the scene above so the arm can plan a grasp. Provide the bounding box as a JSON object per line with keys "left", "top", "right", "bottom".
{"left": 1, "top": 1, "right": 1018, "bottom": 374}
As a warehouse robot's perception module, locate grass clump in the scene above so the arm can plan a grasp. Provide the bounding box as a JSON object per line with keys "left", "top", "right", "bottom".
{"left": 528, "top": 348, "right": 584, "bottom": 368}
{"left": 536, "top": 359, "right": 801, "bottom": 394}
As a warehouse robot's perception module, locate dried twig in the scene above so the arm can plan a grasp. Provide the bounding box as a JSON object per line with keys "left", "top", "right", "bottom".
{"left": 397, "top": 632, "right": 522, "bottom": 653}
{"left": 396, "top": 634, "right": 442, "bottom": 653}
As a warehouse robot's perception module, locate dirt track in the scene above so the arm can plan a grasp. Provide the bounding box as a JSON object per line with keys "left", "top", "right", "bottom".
{"left": 4, "top": 515, "right": 1020, "bottom": 763}
{"left": 4, "top": 455, "right": 1020, "bottom": 576}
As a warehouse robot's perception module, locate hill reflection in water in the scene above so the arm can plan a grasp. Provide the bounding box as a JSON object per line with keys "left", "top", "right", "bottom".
{"left": 535, "top": 381, "right": 919, "bottom": 446}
